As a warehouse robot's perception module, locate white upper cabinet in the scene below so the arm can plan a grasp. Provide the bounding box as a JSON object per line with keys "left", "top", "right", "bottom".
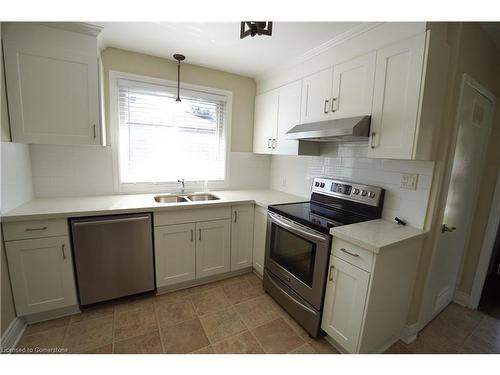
{"left": 368, "top": 34, "right": 426, "bottom": 159}
{"left": 2, "top": 23, "right": 102, "bottom": 145}
{"left": 253, "top": 80, "right": 317, "bottom": 156}
{"left": 331, "top": 52, "right": 376, "bottom": 119}
{"left": 274, "top": 80, "right": 302, "bottom": 155}
{"left": 300, "top": 67, "right": 333, "bottom": 123}
{"left": 230, "top": 204, "right": 255, "bottom": 271}
{"left": 253, "top": 89, "right": 279, "bottom": 154}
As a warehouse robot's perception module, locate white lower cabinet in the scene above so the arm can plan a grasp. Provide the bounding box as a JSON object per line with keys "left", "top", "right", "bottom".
{"left": 252, "top": 206, "right": 268, "bottom": 276}
{"left": 321, "top": 236, "right": 423, "bottom": 353}
{"left": 5, "top": 235, "right": 78, "bottom": 316}
{"left": 154, "top": 223, "right": 196, "bottom": 287}
{"left": 321, "top": 256, "right": 370, "bottom": 353}
{"left": 196, "top": 219, "right": 231, "bottom": 278}
{"left": 230, "top": 204, "right": 254, "bottom": 271}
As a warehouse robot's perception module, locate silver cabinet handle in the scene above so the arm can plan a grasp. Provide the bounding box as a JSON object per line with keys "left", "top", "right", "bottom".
{"left": 323, "top": 99, "right": 330, "bottom": 114}
{"left": 340, "top": 248, "right": 359, "bottom": 257}
{"left": 268, "top": 139, "right": 272, "bottom": 149}
{"left": 93, "top": 124, "right": 97, "bottom": 139}
{"left": 370, "top": 132, "right": 376, "bottom": 149}
{"left": 328, "top": 265, "right": 335, "bottom": 281}
{"left": 199, "top": 228, "right": 202, "bottom": 241}
{"left": 234, "top": 211, "right": 238, "bottom": 223}
{"left": 25, "top": 226, "right": 47, "bottom": 232}
{"left": 331, "top": 97, "right": 338, "bottom": 112}
{"left": 61, "top": 244, "right": 67, "bottom": 260}
{"left": 272, "top": 139, "right": 277, "bottom": 149}
{"left": 190, "top": 229, "right": 194, "bottom": 242}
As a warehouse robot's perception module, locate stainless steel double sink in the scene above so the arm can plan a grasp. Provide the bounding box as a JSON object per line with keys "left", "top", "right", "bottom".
{"left": 154, "top": 193, "right": 220, "bottom": 204}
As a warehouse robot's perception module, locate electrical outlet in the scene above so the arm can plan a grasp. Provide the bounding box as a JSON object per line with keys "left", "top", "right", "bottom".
{"left": 400, "top": 173, "right": 418, "bottom": 190}
{"left": 281, "top": 177, "right": 287, "bottom": 187}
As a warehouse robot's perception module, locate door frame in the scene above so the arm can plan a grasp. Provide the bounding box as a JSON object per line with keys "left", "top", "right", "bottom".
{"left": 418, "top": 74, "right": 496, "bottom": 328}
{"left": 469, "top": 170, "right": 500, "bottom": 308}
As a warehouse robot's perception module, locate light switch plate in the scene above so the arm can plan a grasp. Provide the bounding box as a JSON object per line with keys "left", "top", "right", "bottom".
{"left": 400, "top": 173, "right": 418, "bottom": 190}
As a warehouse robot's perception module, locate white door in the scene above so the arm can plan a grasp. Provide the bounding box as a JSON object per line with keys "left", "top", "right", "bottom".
{"left": 253, "top": 89, "right": 278, "bottom": 154}
{"left": 230, "top": 205, "right": 255, "bottom": 271}
{"left": 252, "top": 206, "right": 268, "bottom": 276}
{"left": 368, "top": 33, "right": 426, "bottom": 159}
{"left": 274, "top": 80, "right": 302, "bottom": 155}
{"left": 3, "top": 41, "right": 100, "bottom": 145}
{"left": 196, "top": 219, "right": 231, "bottom": 278}
{"left": 321, "top": 256, "right": 370, "bottom": 353}
{"left": 5, "top": 236, "right": 78, "bottom": 316}
{"left": 331, "top": 52, "right": 376, "bottom": 119}
{"left": 420, "top": 75, "right": 495, "bottom": 326}
{"left": 154, "top": 223, "right": 196, "bottom": 287}
{"left": 300, "top": 67, "right": 334, "bottom": 123}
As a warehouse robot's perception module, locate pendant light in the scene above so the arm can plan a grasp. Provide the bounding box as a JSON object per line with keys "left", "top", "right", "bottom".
{"left": 173, "top": 53, "right": 185, "bottom": 102}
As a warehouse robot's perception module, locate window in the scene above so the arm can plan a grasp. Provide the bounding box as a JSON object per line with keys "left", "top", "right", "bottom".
{"left": 114, "top": 76, "right": 228, "bottom": 188}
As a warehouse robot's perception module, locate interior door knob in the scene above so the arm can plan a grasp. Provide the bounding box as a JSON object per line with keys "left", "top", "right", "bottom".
{"left": 442, "top": 224, "right": 457, "bottom": 233}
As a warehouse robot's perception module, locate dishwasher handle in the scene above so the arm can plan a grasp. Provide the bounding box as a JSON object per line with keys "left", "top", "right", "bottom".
{"left": 72, "top": 215, "right": 151, "bottom": 226}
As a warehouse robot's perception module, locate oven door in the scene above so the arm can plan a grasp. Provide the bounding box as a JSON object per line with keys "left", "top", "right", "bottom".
{"left": 265, "top": 212, "right": 331, "bottom": 310}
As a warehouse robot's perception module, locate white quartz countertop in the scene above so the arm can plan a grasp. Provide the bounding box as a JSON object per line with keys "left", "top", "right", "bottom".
{"left": 1, "top": 189, "right": 307, "bottom": 222}
{"left": 330, "top": 219, "right": 428, "bottom": 253}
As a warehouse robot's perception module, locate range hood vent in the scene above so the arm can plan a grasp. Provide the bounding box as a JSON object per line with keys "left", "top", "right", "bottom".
{"left": 285, "top": 115, "right": 371, "bottom": 142}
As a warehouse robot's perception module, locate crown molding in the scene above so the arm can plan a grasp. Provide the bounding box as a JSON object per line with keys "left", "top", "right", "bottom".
{"left": 256, "top": 22, "right": 384, "bottom": 83}
{"left": 38, "top": 22, "right": 103, "bottom": 37}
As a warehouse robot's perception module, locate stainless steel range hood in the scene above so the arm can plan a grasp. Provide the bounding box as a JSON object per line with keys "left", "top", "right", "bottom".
{"left": 285, "top": 115, "right": 371, "bottom": 142}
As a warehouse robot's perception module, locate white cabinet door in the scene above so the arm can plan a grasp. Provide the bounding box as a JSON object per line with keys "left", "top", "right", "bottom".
{"left": 274, "top": 81, "right": 302, "bottom": 155}
{"left": 300, "top": 67, "right": 333, "bottom": 124}
{"left": 196, "top": 219, "right": 231, "bottom": 278}
{"left": 154, "top": 223, "right": 196, "bottom": 287}
{"left": 5, "top": 236, "right": 78, "bottom": 316}
{"left": 368, "top": 34, "right": 426, "bottom": 159}
{"left": 331, "top": 52, "right": 376, "bottom": 119}
{"left": 3, "top": 41, "right": 100, "bottom": 145}
{"left": 252, "top": 206, "right": 268, "bottom": 276}
{"left": 230, "top": 204, "right": 255, "bottom": 271}
{"left": 321, "top": 256, "right": 370, "bottom": 353}
{"left": 253, "top": 89, "right": 278, "bottom": 154}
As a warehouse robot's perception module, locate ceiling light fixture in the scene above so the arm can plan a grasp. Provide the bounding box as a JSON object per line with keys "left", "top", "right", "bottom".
{"left": 240, "top": 22, "right": 273, "bottom": 39}
{"left": 173, "top": 53, "right": 185, "bottom": 102}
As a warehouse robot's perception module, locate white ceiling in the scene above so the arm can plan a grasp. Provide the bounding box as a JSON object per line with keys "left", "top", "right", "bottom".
{"left": 96, "top": 22, "right": 361, "bottom": 78}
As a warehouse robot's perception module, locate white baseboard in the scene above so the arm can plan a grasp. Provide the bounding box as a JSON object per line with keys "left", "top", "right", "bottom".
{"left": 453, "top": 290, "right": 470, "bottom": 307}
{"left": 0, "top": 317, "right": 26, "bottom": 353}
{"left": 400, "top": 323, "right": 419, "bottom": 344}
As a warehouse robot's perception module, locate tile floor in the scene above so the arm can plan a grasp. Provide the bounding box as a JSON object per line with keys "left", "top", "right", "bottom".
{"left": 15, "top": 273, "right": 500, "bottom": 354}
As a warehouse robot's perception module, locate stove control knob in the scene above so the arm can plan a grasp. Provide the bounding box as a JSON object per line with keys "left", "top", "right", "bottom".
{"left": 368, "top": 191, "right": 376, "bottom": 198}
{"left": 360, "top": 190, "right": 368, "bottom": 196}
{"left": 320, "top": 183, "right": 325, "bottom": 188}
{"left": 314, "top": 182, "right": 320, "bottom": 187}
{"left": 352, "top": 188, "right": 360, "bottom": 195}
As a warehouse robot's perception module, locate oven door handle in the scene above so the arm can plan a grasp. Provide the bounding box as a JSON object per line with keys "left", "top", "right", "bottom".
{"left": 268, "top": 212, "right": 329, "bottom": 243}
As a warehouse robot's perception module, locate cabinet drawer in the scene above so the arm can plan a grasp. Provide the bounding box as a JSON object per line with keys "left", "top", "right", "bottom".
{"left": 154, "top": 206, "right": 231, "bottom": 227}
{"left": 332, "top": 238, "right": 374, "bottom": 272}
{"left": 3, "top": 219, "right": 69, "bottom": 241}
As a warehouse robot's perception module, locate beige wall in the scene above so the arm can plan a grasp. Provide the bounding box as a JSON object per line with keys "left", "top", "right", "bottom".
{"left": 101, "top": 47, "right": 256, "bottom": 152}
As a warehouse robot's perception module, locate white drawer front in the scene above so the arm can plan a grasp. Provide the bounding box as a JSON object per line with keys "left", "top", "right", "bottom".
{"left": 154, "top": 206, "right": 231, "bottom": 227}
{"left": 3, "top": 219, "right": 69, "bottom": 241}
{"left": 332, "top": 238, "right": 374, "bottom": 272}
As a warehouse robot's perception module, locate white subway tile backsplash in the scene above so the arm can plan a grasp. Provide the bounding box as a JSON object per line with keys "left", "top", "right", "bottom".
{"left": 270, "top": 150, "right": 434, "bottom": 228}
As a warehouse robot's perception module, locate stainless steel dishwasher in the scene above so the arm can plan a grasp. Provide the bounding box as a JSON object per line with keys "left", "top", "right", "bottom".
{"left": 70, "top": 213, "right": 155, "bottom": 305}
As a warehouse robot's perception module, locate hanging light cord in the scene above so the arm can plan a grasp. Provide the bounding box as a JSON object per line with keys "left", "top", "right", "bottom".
{"left": 176, "top": 58, "right": 181, "bottom": 102}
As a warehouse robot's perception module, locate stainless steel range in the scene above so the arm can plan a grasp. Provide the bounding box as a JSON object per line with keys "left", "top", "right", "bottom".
{"left": 263, "top": 177, "right": 385, "bottom": 338}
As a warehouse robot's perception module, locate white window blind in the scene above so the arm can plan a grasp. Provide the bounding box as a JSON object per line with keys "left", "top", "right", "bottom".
{"left": 117, "top": 79, "right": 227, "bottom": 184}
